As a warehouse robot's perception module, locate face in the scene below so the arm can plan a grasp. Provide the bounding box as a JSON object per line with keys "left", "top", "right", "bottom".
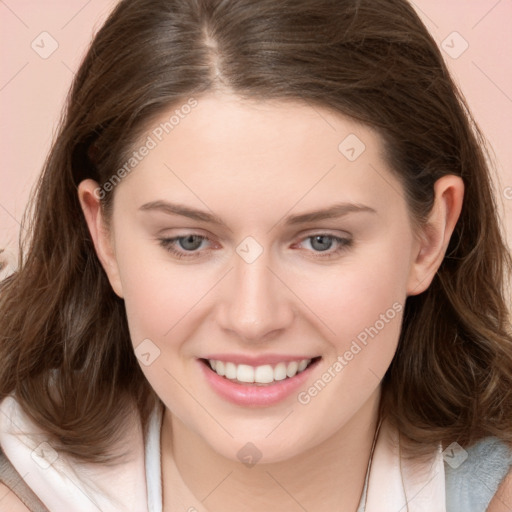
{"left": 82, "top": 92, "right": 434, "bottom": 463}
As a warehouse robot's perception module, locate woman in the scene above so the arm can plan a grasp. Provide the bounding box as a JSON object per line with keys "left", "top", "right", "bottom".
{"left": 1, "top": 0, "right": 511, "bottom": 510}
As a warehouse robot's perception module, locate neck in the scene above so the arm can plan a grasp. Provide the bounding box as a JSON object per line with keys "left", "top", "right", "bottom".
{"left": 161, "top": 390, "right": 381, "bottom": 512}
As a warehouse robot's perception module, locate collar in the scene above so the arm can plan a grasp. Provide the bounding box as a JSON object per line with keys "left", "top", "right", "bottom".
{"left": 0, "top": 396, "right": 445, "bottom": 512}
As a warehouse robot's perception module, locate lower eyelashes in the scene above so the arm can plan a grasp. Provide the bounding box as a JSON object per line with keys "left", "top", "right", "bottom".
{"left": 158, "top": 234, "right": 352, "bottom": 260}
{"left": 159, "top": 235, "right": 209, "bottom": 259}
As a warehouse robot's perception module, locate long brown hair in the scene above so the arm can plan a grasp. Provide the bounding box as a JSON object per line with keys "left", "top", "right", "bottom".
{"left": 1, "top": 0, "right": 511, "bottom": 463}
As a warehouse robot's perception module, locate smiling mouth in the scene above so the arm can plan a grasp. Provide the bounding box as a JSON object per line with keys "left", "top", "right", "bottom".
{"left": 200, "top": 357, "right": 322, "bottom": 386}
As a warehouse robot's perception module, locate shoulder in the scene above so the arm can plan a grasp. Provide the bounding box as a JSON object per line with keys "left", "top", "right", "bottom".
{"left": 0, "top": 482, "right": 31, "bottom": 512}
{"left": 444, "top": 436, "right": 512, "bottom": 512}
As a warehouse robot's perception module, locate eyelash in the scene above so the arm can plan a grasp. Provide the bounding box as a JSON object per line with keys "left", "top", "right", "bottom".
{"left": 158, "top": 233, "right": 352, "bottom": 260}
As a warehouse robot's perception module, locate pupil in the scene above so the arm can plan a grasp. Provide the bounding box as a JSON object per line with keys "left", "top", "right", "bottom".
{"left": 312, "top": 235, "right": 332, "bottom": 252}
{"left": 180, "top": 235, "right": 202, "bottom": 251}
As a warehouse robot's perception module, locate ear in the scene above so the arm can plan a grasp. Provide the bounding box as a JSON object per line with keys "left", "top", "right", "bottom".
{"left": 78, "top": 179, "right": 124, "bottom": 298}
{"left": 406, "top": 175, "right": 464, "bottom": 296}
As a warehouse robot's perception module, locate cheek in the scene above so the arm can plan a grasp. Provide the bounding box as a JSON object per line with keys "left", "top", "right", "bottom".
{"left": 294, "top": 232, "right": 412, "bottom": 397}
{"left": 114, "top": 245, "right": 211, "bottom": 411}
{"left": 116, "top": 221, "right": 413, "bottom": 350}
{"left": 304, "top": 237, "right": 411, "bottom": 339}
{"left": 113, "top": 232, "right": 209, "bottom": 344}
{"left": 122, "top": 266, "right": 193, "bottom": 341}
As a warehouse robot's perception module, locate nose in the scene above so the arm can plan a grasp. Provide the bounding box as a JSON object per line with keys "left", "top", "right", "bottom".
{"left": 217, "top": 246, "right": 295, "bottom": 343}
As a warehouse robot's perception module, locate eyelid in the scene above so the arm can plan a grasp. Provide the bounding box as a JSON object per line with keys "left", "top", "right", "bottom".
{"left": 158, "top": 230, "right": 352, "bottom": 260}
{"left": 297, "top": 228, "right": 352, "bottom": 239}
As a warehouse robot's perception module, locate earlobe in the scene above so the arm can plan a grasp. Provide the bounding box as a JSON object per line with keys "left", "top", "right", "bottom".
{"left": 77, "top": 179, "right": 124, "bottom": 298}
{"left": 406, "top": 175, "right": 464, "bottom": 296}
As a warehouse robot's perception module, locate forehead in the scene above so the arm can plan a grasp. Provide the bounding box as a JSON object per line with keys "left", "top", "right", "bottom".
{"left": 114, "top": 92, "right": 407, "bottom": 226}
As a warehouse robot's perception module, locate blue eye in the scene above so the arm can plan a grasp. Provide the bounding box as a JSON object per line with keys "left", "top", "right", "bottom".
{"left": 159, "top": 235, "right": 209, "bottom": 259}
{"left": 304, "top": 235, "right": 346, "bottom": 252}
{"left": 173, "top": 235, "right": 205, "bottom": 251}
{"left": 158, "top": 233, "right": 352, "bottom": 260}
{"left": 297, "top": 234, "right": 352, "bottom": 258}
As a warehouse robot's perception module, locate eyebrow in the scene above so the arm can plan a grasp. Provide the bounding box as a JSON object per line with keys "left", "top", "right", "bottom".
{"left": 139, "top": 200, "right": 377, "bottom": 227}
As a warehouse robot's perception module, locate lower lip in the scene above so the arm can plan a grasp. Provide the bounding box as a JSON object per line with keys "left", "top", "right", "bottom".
{"left": 198, "top": 358, "right": 320, "bottom": 407}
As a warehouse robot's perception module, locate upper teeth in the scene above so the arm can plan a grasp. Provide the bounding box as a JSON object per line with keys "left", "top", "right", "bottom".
{"left": 208, "top": 359, "right": 311, "bottom": 384}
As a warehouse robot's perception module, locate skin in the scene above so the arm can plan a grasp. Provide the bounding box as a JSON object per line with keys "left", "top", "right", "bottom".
{"left": 0, "top": 485, "right": 30, "bottom": 512}
{"left": 77, "top": 91, "right": 465, "bottom": 512}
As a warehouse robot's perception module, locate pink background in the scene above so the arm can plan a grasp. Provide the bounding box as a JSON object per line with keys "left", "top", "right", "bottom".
{"left": 1, "top": 1, "right": 511, "bottom": 274}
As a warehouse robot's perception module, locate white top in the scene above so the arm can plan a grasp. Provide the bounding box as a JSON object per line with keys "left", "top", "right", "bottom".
{"left": 10, "top": 397, "right": 502, "bottom": 512}
{"left": 145, "top": 403, "right": 163, "bottom": 512}
{"left": 144, "top": 403, "right": 372, "bottom": 511}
